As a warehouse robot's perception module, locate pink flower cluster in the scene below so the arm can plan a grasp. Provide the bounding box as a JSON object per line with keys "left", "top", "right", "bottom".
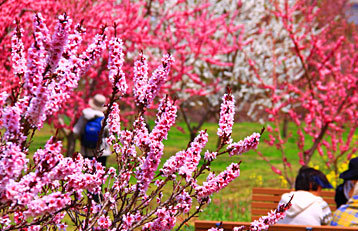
{"left": 161, "top": 130, "right": 208, "bottom": 179}
{"left": 11, "top": 25, "right": 26, "bottom": 77}
{"left": 121, "top": 212, "right": 142, "bottom": 230}
{"left": 217, "top": 92, "right": 235, "bottom": 144}
{"left": 136, "top": 139, "right": 164, "bottom": 193}
{"left": 45, "top": 58, "right": 79, "bottom": 116}
{"left": 44, "top": 23, "right": 86, "bottom": 117}
{"left": 47, "top": 13, "right": 72, "bottom": 73}
{"left": 63, "top": 23, "right": 84, "bottom": 57}
{"left": 174, "top": 190, "right": 192, "bottom": 213}
{"left": 98, "top": 215, "right": 112, "bottom": 229}
{"left": 208, "top": 228, "right": 223, "bottom": 231}
{"left": 26, "top": 86, "right": 50, "bottom": 128}
{"left": 133, "top": 52, "right": 149, "bottom": 105}
{"left": 78, "top": 29, "right": 107, "bottom": 77}
{"left": 23, "top": 14, "right": 48, "bottom": 94}
{"left": 65, "top": 158, "right": 107, "bottom": 193}
{"left": 25, "top": 192, "right": 71, "bottom": 217}
{"left": 178, "top": 130, "right": 208, "bottom": 180}
{"left": 0, "top": 12, "right": 270, "bottom": 230}
{"left": 233, "top": 200, "right": 292, "bottom": 231}
{"left": 136, "top": 97, "right": 177, "bottom": 192}
{"left": 33, "top": 13, "right": 51, "bottom": 49}
{"left": 227, "top": 132, "right": 261, "bottom": 156}
{"left": 1, "top": 104, "right": 23, "bottom": 140}
{"left": 1, "top": 137, "right": 107, "bottom": 217}
{"left": 108, "top": 37, "right": 127, "bottom": 95}
{"left": 114, "top": 130, "right": 136, "bottom": 164}
{"left": 133, "top": 54, "right": 174, "bottom": 108}
{"left": 204, "top": 151, "right": 217, "bottom": 161}
{"left": 143, "top": 207, "right": 176, "bottom": 231}
{"left": 151, "top": 96, "right": 177, "bottom": 141}
{"left": 133, "top": 116, "right": 150, "bottom": 150}
{"left": 195, "top": 163, "right": 240, "bottom": 200}
{"left": 0, "top": 143, "right": 27, "bottom": 202}
{"left": 106, "top": 102, "right": 121, "bottom": 144}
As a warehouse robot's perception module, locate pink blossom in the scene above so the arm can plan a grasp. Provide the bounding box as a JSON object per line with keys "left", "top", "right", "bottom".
{"left": 271, "top": 166, "right": 282, "bottom": 175}
{"left": 204, "top": 151, "right": 217, "bottom": 161}
{"left": 150, "top": 96, "right": 177, "bottom": 141}
{"left": 63, "top": 23, "right": 84, "bottom": 56}
{"left": 217, "top": 92, "right": 235, "bottom": 144}
{"left": 233, "top": 200, "right": 291, "bottom": 231}
{"left": 78, "top": 30, "right": 107, "bottom": 77}
{"left": 11, "top": 25, "right": 26, "bottom": 77}
{"left": 133, "top": 52, "right": 149, "bottom": 105}
{"left": 195, "top": 163, "right": 240, "bottom": 200}
{"left": 98, "top": 215, "right": 112, "bottom": 229}
{"left": 174, "top": 190, "right": 192, "bottom": 213}
{"left": 227, "top": 132, "right": 260, "bottom": 156}
{"left": 139, "top": 54, "right": 174, "bottom": 108}
{"left": 57, "top": 223, "right": 68, "bottom": 231}
{"left": 106, "top": 102, "right": 121, "bottom": 144}
{"left": 23, "top": 14, "right": 48, "bottom": 94}
{"left": 24, "top": 192, "right": 71, "bottom": 217}
{"left": 116, "top": 130, "right": 137, "bottom": 160}
{"left": 108, "top": 37, "right": 127, "bottom": 95}
{"left": 133, "top": 116, "right": 149, "bottom": 150}
{"left": 46, "top": 13, "right": 72, "bottom": 73}
{"left": 144, "top": 207, "right": 176, "bottom": 231}
{"left": 121, "top": 212, "right": 142, "bottom": 230}
{"left": 179, "top": 130, "right": 208, "bottom": 180}
{"left": 26, "top": 85, "right": 50, "bottom": 128}
{"left": 136, "top": 140, "right": 164, "bottom": 193}
{"left": 208, "top": 228, "right": 223, "bottom": 231}
{"left": 161, "top": 130, "right": 207, "bottom": 179}
{"left": 1, "top": 105, "right": 22, "bottom": 139}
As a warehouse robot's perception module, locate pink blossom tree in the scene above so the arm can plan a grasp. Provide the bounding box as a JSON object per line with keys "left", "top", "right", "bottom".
{"left": 244, "top": 0, "right": 358, "bottom": 186}
{"left": 0, "top": 0, "right": 246, "bottom": 149}
{"left": 0, "top": 13, "right": 292, "bottom": 231}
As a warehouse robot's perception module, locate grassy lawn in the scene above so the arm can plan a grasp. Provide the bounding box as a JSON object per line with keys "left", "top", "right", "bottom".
{"left": 29, "top": 120, "right": 349, "bottom": 230}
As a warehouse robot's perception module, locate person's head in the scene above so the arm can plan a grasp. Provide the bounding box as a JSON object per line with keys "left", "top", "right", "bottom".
{"left": 88, "top": 94, "right": 107, "bottom": 112}
{"left": 340, "top": 157, "right": 358, "bottom": 181}
{"left": 295, "top": 166, "right": 332, "bottom": 192}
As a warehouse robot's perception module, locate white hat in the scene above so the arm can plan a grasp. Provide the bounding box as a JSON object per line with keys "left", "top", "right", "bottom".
{"left": 88, "top": 94, "right": 107, "bottom": 112}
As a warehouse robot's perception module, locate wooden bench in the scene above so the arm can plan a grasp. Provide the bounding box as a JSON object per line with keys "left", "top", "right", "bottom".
{"left": 195, "top": 187, "right": 358, "bottom": 231}
{"left": 251, "top": 187, "right": 336, "bottom": 221}
{"left": 195, "top": 220, "right": 358, "bottom": 231}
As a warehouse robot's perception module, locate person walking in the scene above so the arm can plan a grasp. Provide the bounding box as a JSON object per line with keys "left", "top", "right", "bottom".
{"left": 73, "top": 94, "right": 111, "bottom": 167}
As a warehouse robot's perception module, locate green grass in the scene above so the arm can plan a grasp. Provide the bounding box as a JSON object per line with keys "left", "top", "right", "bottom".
{"left": 28, "top": 120, "right": 350, "bottom": 229}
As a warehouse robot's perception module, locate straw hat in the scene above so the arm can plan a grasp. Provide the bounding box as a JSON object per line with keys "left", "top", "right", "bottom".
{"left": 88, "top": 94, "right": 107, "bottom": 112}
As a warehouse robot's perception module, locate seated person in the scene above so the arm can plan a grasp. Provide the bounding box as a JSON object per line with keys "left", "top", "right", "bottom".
{"left": 277, "top": 166, "right": 333, "bottom": 225}
{"left": 335, "top": 157, "right": 358, "bottom": 208}
{"left": 331, "top": 165, "right": 358, "bottom": 226}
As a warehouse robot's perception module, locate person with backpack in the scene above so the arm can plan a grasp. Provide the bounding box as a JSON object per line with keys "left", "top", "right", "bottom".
{"left": 73, "top": 94, "right": 111, "bottom": 167}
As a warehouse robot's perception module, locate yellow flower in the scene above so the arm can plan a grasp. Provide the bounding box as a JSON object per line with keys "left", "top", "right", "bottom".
{"left": 279, "top": 175, "right": 288, "bottom": 188}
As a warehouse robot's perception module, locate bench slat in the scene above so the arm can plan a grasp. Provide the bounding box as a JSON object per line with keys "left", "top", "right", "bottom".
{"left": 252, "top": 194, "right": 282, "bottom": 202}
{"left": 253, "top": 187, "right": 291, "bottom": 195}
{"left": 251, "top": 201, "right": 278, "bottom": 209}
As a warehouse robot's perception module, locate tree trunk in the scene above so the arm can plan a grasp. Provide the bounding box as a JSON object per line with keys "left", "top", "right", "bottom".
{"left": 66, "top": 132, "right": 76, "bottom": 157}
{"left": 282, "top": 116, "right": 288, "bottom": 138}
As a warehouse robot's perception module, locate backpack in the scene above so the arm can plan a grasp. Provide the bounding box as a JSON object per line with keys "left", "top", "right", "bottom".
{"left": 81, "top": 116, "right": 104, "bottom": 149}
